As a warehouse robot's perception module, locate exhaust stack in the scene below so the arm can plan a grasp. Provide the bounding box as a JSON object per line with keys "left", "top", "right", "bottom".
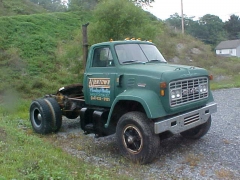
{"left": 82, "top": 23, "right": 89, "bottom": 70}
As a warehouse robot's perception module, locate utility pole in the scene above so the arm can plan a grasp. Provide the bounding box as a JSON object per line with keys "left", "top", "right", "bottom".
{"left": 181, "top": 0, "right": 184, "bottom": 34}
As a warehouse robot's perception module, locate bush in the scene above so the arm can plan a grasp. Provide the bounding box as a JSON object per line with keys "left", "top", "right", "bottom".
{"left": 89, "top": 0, "right": 163, "bottom": 43}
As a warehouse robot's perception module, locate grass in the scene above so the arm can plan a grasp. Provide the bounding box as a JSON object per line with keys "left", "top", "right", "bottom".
{"left": 0, "top": 0, "right": 47, "bottom": 16}
{"left": 0, "top": 98, "right": 129, "bottom": 179}
{"left": 210, "top": 74, "right": 240, "bottom": 90}
{"left": 0, "top": 11, "right": 89, "bottom": 98}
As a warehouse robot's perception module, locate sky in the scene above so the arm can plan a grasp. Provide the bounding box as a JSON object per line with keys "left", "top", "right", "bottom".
{"left": 146, "top": 0, "right": 240, "bottom": 21}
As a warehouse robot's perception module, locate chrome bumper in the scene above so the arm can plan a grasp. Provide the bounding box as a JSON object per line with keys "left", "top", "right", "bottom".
{"left": 154, "top": 103, "right": 217, "bottom": 134}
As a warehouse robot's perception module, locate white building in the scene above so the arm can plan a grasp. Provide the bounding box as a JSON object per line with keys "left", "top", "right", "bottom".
{"left": 215, "top": 39, "right": 240, "bottom": 57}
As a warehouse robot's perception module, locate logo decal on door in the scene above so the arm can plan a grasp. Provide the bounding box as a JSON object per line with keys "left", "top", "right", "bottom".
{"left": 89, "top": 78, "right": 110, "bottom": 101}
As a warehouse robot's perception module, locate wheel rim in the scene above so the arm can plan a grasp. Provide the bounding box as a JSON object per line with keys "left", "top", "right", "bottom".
{"left": 123, "top": 125, "right": 143, "bottom": 154}
{"left": 32, "top": 108, "right": 42, "bottom": 128}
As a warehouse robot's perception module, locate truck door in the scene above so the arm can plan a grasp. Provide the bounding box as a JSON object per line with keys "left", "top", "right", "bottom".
{"left": 84, "top": 46, "right": 116, "bottom": 107}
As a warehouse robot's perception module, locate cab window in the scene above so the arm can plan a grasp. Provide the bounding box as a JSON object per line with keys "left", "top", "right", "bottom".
{"left": 92, "top": 47, "right": 114, "bottom": 67}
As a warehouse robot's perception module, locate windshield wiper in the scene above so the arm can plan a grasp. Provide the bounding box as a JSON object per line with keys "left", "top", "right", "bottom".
{"left": 122, "top": 60, "right": 145, "bottom": 64}
{"left": 147, "top": 60, "right": 166, "bottom": 63}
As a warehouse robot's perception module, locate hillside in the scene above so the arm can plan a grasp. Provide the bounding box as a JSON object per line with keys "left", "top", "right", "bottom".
{"left": 0, "top": 0, "right": 47, "bottom": 16}
{"left": 0, "top": 11, "right": 91, "bottom": 98}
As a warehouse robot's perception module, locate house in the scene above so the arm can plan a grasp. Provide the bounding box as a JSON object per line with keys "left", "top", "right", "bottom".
{"left": 215, "top": 39, "right": 240, "bottom": 57}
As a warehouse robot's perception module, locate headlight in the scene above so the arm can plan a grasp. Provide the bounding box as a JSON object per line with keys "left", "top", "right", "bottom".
{"left": 199, "top": 84, "right": 208, "bottom": 93}
{"left": 171, "top": 88, "right": 182, "bottom": 100}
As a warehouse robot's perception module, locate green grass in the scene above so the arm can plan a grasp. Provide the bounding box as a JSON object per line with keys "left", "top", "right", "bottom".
{"left": 0, "top": 0, "right": 47, "bottom": 16}
{"left": 0, "top": 98, "right": 126, "bottom": 179}
{"left": 211, "top": 74, "right": 240, "bottom": 90}
{"left": 0, "top": 11, "right": 90, "bottom": 98}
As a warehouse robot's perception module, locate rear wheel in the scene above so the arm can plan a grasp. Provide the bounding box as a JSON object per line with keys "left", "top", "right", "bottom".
{"left": 44, "top": 98, "right": 62, "bottom": 132}
{"left": 30, "top": 99, "right": 53, "bottom": 134}
{"left": 116, "top": 111, "right": 160, "bottom": 164}
{"left": 30, "top": 98, "right": 62, "bottom": 134}
{"left": 180, "top": 116, "right": 212, "bottom": 139}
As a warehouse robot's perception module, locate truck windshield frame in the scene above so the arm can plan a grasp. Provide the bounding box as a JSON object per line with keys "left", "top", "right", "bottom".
{"left": 115, "top": 43, "right": 167, "bottom": 64}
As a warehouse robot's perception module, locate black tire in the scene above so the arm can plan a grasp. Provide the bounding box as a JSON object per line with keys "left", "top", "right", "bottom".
{"left": 44, "top": 98, "right": 62, "bottom": 132}
{"left": 116, "top": 111, "right": 160, "bottom": 164}
{"left": 180, "top": 116, "right": 212, "bottom": 139}
{"left": 30, "top": 99, "right": 53, "bottom": 134}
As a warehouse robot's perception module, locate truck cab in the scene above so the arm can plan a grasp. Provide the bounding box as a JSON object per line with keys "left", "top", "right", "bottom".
{"left": 30, "top": 38, "right": 217, "bottom": 164}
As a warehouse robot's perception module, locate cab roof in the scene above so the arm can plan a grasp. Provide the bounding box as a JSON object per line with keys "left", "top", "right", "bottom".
{"left": 91, "top": 40, "right": 154, "bottom": 48}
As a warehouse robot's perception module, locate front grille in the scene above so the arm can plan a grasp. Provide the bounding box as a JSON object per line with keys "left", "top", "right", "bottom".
{"left": 169, "top": 77, "right": 208, "bottom": 107}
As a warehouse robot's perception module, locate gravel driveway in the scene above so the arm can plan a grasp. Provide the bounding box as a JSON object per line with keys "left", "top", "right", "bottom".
{"left": 51, "top": 88, "right": 240, "bottom": 180}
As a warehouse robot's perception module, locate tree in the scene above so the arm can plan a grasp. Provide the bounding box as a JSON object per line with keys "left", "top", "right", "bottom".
{"left": 67, "top": 0, "right": 154, "bottom": 12}
{"left": 165, "top": 13, "right": 227, "bottom": 46}
{"left": 132, "top": 0, "right": 154, "bottom": 7}
{"left": 165, "top": 13, "right": 182, "bottom": 30}
{"left": 89, "top": 0, "right": 162, "bottom": 43}
{"left": 224, "top": 14, "right": 240, "bottom": 40}
{"left": 68, "top": 0, "right": 98, "bottom": 11}
{"left": 165, "top": 13, "right": 196, "bottom": 33}
{"left": 30, "top": 0, "right": 66, "bottom": 12}
{"left": 196, "top": 14, "right": 227, "bottom": 46}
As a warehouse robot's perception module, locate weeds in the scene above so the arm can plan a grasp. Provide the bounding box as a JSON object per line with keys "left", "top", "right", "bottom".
{"left": 215, "top": 168, "right": 234, "bottom": 179}
{"left": 183, "top": 153, "right": 201, "bottom": 167}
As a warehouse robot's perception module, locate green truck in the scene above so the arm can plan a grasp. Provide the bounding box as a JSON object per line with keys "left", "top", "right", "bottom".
{"left": 30, "top": 24, "right": 217, "bottom": 164}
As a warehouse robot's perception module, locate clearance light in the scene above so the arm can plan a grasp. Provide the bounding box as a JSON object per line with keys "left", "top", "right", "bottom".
{"left": 131, "top": 38, "right": 136, "bottom": 40}
{"left": 160, "top": 82, "right": 167, "bottom": 96}
{"left": 148, "top": 40, "right": 152, "bottom": 42}
{"left": 137, "top": 38, "right": 141, "bottom": 41}
{"left": 160, "top": 82, "right": 167, "bottom": 89}
{"left": 209, "top": 75, "right": 213, "bottom": 80}
{"left": 125, "top": 37, "right": 130, "bottom": 40}
{"left": 109, "top": 38, "right": 113, "bottom": 42}
{"left": 160, "top": 90, "right": 165, "bottom": 96}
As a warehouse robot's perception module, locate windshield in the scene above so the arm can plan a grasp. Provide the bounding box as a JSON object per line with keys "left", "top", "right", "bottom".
{"left": 115, "top": 44, "right": 167, "bottom": 64}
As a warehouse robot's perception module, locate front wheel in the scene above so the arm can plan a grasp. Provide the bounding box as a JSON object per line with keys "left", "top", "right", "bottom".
{"left": 116, "top": 112, "right": 160, "bottom": 164}
{"left": 180, "top": 116, "right": 212, "bottom": 139}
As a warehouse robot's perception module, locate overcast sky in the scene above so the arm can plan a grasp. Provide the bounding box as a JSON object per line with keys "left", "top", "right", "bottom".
{"left": 146, "top": 0, "right": 240, "bottom": 21}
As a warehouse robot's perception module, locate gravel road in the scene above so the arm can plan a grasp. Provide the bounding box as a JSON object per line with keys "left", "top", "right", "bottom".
{"left": 52, "top": 88, "right": 240, "bottom": 180}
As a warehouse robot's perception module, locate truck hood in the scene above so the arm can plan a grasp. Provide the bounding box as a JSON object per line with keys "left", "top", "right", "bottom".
{"left": 119, "top": 63, "right": 209, "bottom": 81}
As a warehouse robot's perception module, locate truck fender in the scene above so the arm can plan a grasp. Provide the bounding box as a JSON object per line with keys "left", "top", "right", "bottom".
{"left": 207, "top": 90, "right": 214, "bottom": 103}
{"left": 104, "top": 89, "right": 167, "bottom": 128}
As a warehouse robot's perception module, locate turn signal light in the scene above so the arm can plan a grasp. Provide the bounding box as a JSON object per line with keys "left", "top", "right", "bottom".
{"left": 160, "top": 82, "right": 167, "bottom": 89}
{"left": 160, "top": 82, "right": 167, "bottom": 96}
{"left": 160, "top": 89, "right": 165, "bottom": 96}
{"left": 209, "top": 75, "right": 213, "bottom": 80}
